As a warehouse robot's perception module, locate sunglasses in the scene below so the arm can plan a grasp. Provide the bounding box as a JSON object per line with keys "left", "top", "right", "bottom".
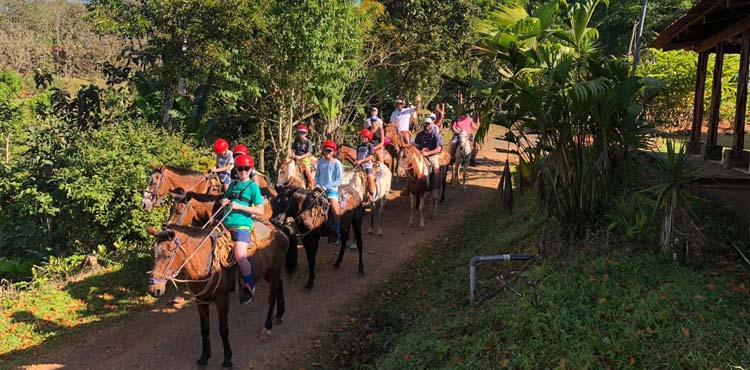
{"left": 323, "top": 149, "right": 334, "bottom": 154}
{"left": 236, "top": 167, "right": 252, "bottom": 172}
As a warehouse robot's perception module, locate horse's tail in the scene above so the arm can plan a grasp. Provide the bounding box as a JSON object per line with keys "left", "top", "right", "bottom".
{"left": 278, "top": 223, "right": 298, "bottom": 279}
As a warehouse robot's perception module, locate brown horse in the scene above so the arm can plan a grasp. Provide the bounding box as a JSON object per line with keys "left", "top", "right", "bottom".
{"left": 168, "top": 187, "right": 274, "bottom": 227}
{"left": 274, "top": 184, "right": 365, "bottom": 289}
{"left": 397, "top": 145, "right": 449, "bottom": 228}
{"left": 141, "top": 164, "right": 223, "bottom": 211}
{"left": 147, "top": 222, "right": 297, "bottom": 368}
{"left": 336, "top": 143, "right": 394, "bottom": 174}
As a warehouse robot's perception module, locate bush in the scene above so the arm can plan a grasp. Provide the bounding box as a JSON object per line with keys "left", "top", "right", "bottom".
{"left": 0, "top": 118, "right": 209, "bottom": 271}
{"left": 0, "top": 70, "right": 23, "bottom": 101}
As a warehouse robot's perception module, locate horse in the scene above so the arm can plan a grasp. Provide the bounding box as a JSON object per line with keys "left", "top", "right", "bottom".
{"left": 147, "top": 222, "right": 297, "bottom": 368}
{"left": 451, "top": 130, "right": 473, "bottom": 190}
{"left": 168, "top": 187, "right": 275, "bottom": 227}
{"left": 274, "top": 185, "right": 365, "bottom": 290}
{"left": 142, "top": 164, "right": 223, "bottom": 211}
{"left": 397, "top": 144, "right": 449, "bottom": 228}
{"left": 276, "top": 158, "right": 314, "bottom": 190}
{"left": 343, "top": 165, "right": 392, "bottom": 235}
{"left": 336, "top": 143, "right": 394, "bottom": 175}
{"left": 142, "top": 163, "right": 275, "bottom": 211}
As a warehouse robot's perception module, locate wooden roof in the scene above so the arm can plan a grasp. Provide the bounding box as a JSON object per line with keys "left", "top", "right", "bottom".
{"left": 650, "top": 0, "right": 750, "bottom": 53}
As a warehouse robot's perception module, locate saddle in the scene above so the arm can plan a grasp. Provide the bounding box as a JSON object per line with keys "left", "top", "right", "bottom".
{"left": 213, "top": 221, "right": 277, "bottom": 271}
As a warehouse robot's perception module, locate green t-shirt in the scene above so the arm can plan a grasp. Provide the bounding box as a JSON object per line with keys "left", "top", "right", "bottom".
{"left": 223, "top": 179, "right": 263, "bottom": 230}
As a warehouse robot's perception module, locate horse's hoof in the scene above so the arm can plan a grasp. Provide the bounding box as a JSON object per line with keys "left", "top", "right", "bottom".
{"left": 259, "top": 328, "right": 272, "bottom": 342}
{"left": 275, "top": 316, "right": 284, "bottom": 325}
{"left": 358, "top": 269, "right": 365, "bottom": 275}
{"left": 377, "top": 230, "right": 384, "bottom": 236}
{"left": 221, "top": 361, "right": 234, "bottom": 369}
{"left": 463, "top": 186, "right": 467, "bottom": 191}
{"left": 196, "top": 355, "right": 210, "bottom": 366}
{"left": 368, "top": 230, "right": 373, "bottom": 235}
{"left": 334, "top": 263, "right": 341, "bottom": 270}
{"left": 303, "top": 282, "right": 314, "bottom": 291}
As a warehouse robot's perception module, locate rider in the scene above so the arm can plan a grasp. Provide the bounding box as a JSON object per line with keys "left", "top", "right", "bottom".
{"left": 368, "top": 113, "right": 386, "bottom": 163}
{"left": 230, "top": 144, "right": 248, "bottom": 181}
{"left": 315, "top": 140, "right": 343, "bottom": 244}
{"left": 291, "top": 125, "right": 316, "bottom": 189}
{"left": 220, "top": 154, "right": 266, "bottom": 305}
{"left": 364, "top": 107, "right": 383, "bottom": 130}
{"left": 356, "top": 129, "right": 376, "bottom": 206}
{"left": 414, "top": 117, "right": 443, "bottom": 183}
{"left": 450, "top": 112, "right": 480, "bottom": 164}
{"left": 210, "top": 138, "right": 234, "bottom": 191}
{"left": 389, "top": 95, "right": 421, "bottom": 146}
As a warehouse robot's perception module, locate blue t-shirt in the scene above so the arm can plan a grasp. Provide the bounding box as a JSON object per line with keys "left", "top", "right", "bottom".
{"left": 414, "top": 129, "right": 442, "bottom": 151}
{"left": 223, "top": 179, "right": 263, "bottom": 230}
{"left": 315, "top": 158, "right": 343, "bottom": 193}
{"left": 357, "top": 142, "right": 375, "bottom": 169}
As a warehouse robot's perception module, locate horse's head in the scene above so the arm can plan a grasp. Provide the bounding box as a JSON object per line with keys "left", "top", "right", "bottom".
{"left": 276, "top": 159, "right": 296, "bottom": 187}
{"left": 297, "top": 188, "right": 329, "bottom": 232}
{"left": 142, "top": 165, "right": 170, "bottom": 211}
{"left": 271, "top": 185, "right": 296, "bottom": 222}
{"left": 146, "top": 226, "right": 185, "bottom": 298}
{"left": 398, "top": 145, "right": 418, "bottom": 177}
{"left": 167, "top": 188, "right": 190, "bottom": 226}
{"left": 458, "top": 130, "right": 472, "bottom": 157}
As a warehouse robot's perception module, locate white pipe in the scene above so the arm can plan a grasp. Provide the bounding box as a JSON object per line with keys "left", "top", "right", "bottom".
{"left": 470, "top": 254, "right": 533, "bottom": 303}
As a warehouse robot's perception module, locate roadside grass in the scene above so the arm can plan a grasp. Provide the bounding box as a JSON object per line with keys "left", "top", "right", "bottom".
{"left": 308, "top": 193, "right": 750, "bottom": 369}
{"left": 0, "top": 253, "right": 161, "bottom": 365}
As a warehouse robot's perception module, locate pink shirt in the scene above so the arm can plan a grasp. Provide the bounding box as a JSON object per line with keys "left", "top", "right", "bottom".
{"left": 452, "top": 115, "right": 475, "bottom": 132}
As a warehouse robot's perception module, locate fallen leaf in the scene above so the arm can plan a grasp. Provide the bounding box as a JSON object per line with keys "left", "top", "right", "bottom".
{"left": 693, "top": 294, "right": 706, "bottom": 301}
{"left": 598, "top": 297, "right": 608, "bottom": 305}
{"left": 681, "top": 327, "right": 690, "bottom": 337}
{"left": 403, "top": 352, "right": 413, "bottom": 361}
{"left": 502, "top": 358, "right": 510, "bottom": 368}
{"left": 706, "top": 284, "right": 717, "bottom": 291}
{"left": 559, "top": 357, "right": 567, "bottom": 369}
{"left": 629, "top": 355, "right": 636, "bottom": 366}
{"left": 646, "top": 326, "right": 654, "bottom": 335}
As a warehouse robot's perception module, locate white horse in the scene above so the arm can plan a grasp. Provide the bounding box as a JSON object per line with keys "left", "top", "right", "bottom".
{"left": 451, "top": 130, "right": 472, "bottom": 190}
{"left": 343, "top": 163, "right": 392, "bottom": 235}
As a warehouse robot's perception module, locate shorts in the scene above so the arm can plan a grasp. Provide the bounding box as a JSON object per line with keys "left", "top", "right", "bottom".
{"left": 299, "top": 157, "right": 311, "bottom": 168}
{"left": 363, "top": 167, "right": 374, "bottom": 175}
{"left": 219, "top": 173, "right": 231, "bottom": 185}
{"left": 230, "top": 229, "right": 251, "bottom": 243}
{"left": 325, "top": 190, "right": 339, "bottom": 199}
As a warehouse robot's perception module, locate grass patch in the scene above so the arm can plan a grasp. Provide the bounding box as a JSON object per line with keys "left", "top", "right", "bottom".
{"left": 307, "top": 193, "right": 750, "bottom": 369}
{"left": 0, "top": 254, "right": 160, "bottom": 366}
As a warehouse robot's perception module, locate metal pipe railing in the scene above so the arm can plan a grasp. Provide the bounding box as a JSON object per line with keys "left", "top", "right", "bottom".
{"left": 470, "top": 254, "right": 534, "bottom": 303}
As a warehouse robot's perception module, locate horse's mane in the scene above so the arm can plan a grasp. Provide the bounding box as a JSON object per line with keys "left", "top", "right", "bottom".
{"left": 163, "top": 165, "right": 205, "bottom": 176}
{"left": 187, "top": 192, "right": 223, "bottom": 203}
{"left": 341, "top": 143, "right": 356, "bottom": 150}
{"left": 166, "top": 224, "right": 212, "bottom": 238}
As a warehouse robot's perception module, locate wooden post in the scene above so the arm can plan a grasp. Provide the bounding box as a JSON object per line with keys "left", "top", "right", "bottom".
{"left": 707, "top": 43, "right": 724, "bottom": 147}
{"left": 733, "top": 31, "right": 750, "bottom": 152}
{"left": 690, "top": 51, "right": 709, "bottom": 153}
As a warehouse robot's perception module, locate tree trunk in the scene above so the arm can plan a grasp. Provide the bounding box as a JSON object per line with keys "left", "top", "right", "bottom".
{"left": 259, "top": 120, "right": 266, "bottom": 173}
{"left": 161, "top": 82, "right": 177, "bottom": 131}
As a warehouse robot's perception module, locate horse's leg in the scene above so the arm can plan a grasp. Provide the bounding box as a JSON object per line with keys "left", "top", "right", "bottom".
{"left": 368, "top": 203, "right": 375, "bottom": 235}
{"left": 353, "top": 212, "right": 364, "bottom": 274}
{"left": 275, "top": 279, "right": 285, "bottom": 323}
{"left": 216, "top": 294, "right": 233, "bottom": 368}
{"left": 334, "top": 225, "right": 349, "bottom": 268}
{"left": 261, "top": 278, "right": 277, "bottom": 341}
{"left": 196, "top": 304, "right": 211, "bottom": 366}
{"left": 303, "top": 234, "right": 318, "bottom": 290}
{"left": 377, "top": 198, "right": 386, "bottom": 235}
{"left": 419, "top": 192, "right": 427, "bottom": 227}
{"left": 408, "top": 193, "right": 416, "bottom": 227}
{"left": 440, "top": 167, "right": 447, "bottom": 203}
{"left": 462, "top": 160, "right": 468, "bottom": 191}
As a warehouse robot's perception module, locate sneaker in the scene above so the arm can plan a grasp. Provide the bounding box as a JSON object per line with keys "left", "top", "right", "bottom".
{"left": 239, "top": 285, "right": 255, "bottom": 305}
{"left": 328, "top": 232, "right": 340, "bottom": 245}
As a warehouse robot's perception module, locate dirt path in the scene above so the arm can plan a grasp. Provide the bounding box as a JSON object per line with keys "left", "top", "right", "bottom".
{"left": 20, "top": 127, "right": 510, "bottom": 370}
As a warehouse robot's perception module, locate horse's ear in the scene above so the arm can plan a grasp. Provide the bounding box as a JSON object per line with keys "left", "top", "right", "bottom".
{"left": 146, "top": 225, "right": 160, "bottom": 236}
{"left": 165, "top": 229, "right": 176, "bottom": 240}
{"left": 170, "top": 187, "right": 186, "bottom": 200}
{"left": 148, "top": 162, "right": 159, "bottom": 171}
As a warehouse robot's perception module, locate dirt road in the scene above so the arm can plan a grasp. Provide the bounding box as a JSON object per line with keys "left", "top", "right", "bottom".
{"left": 20, "top": 126, "right": 510, "bottom": 370}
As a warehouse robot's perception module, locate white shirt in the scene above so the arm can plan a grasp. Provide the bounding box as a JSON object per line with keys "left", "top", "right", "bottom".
{"left": 364, "top": 116, "right": 383, "bottom": 129}
{"left": 389, "top": 107, "right": 417, "bottom": 132}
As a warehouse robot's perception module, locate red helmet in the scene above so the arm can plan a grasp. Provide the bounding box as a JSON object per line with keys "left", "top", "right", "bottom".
{"left": 322, "top": 140, "right": 337, "bottom": 151}
{"left": 297, "top": 125, "right": 308, "bottom": 134}
{"left": 235, "top": 154, "right": 255, "bottom": 168}
{"left": 213, "top": 138, "right": 229, "bottom": 154}
{"left": 360, "top": 129, "right": 373, "bottom": 140}
{"left": 232, "top": 144, "right": 248, "bottom": 155}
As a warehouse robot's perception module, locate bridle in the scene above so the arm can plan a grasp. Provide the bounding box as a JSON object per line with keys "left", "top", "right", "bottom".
{"left": 283, "top": 189, "right": 330, "bottom": 237}
{"left": 149, "top": 234, "right": 187, "bottom": 286}
{"left": 142, "top": 168, "right": 210, "bottom": 206}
